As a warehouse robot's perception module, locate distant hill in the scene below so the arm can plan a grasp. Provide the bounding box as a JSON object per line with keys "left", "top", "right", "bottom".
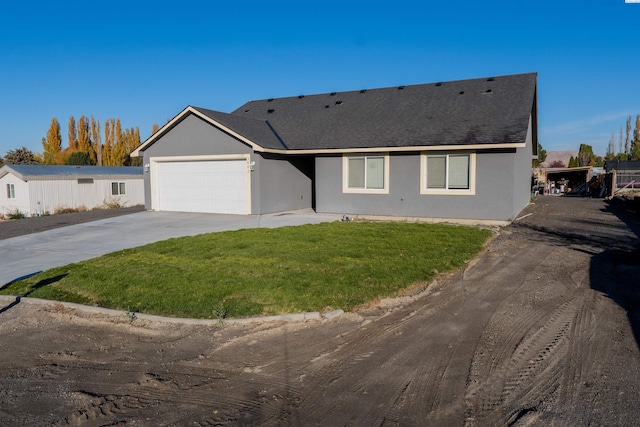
{"left": 542, "top": 150, "right": 578, "bottom": 168}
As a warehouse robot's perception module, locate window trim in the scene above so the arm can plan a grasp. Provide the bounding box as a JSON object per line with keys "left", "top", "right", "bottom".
{"left": 420, "top": 152, "right": 476, "bottom": 195}
{"left": 6, "top": 183, "right": 15, "bottom": 199}
{"left": 111, "top": 181, "right": 126, "bottom": 196}
{"left": 342, "top": 153, "right": 390, "bottom": 194}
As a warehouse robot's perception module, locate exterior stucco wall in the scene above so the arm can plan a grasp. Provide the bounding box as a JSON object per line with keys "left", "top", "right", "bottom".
{"left": 140, "top": 113, "right": 313, "bottom": 214}
{"left": 511, "top": 117, "right": 535, "bottom": 219}
{"left": 315, "top": 149, "right": 521, "bottom": 221}
{"left": 140, "top": 114, "right": 253, "bottom": 210}
{"left": 255, "top": 154, "right": 313, "bottom": 214}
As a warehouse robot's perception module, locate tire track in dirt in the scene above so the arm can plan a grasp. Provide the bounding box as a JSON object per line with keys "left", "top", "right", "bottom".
{"left": 0, "top": 358, "right": 304, "bottom": 426}
{"left": 558, "top": 290, "right": 597, "bottom": 403}
{"left": 50, "top": 366, "right": 308, "bottom": 426}
{"left": 463, "top": 233, "right": 614, "bottom": 427}
{"left": 244, "top": 241, "right": 548, "bottom": 426}
{"left": 464, "top": 289, "right": 588, "bottom": 426}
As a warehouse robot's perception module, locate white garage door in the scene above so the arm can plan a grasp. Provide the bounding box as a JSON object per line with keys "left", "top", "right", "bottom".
{"left": 154, "top": 159, "right": 250, "bottom": 214}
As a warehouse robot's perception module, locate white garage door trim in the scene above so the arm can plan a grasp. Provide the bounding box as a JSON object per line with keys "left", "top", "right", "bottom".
{"left": 150, "top": 154, "right": 251, "bottom": 214}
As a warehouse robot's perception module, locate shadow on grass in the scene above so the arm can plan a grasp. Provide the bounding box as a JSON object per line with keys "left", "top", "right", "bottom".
{"left": 0, "top": 274, "right": 67, "bottom": 315}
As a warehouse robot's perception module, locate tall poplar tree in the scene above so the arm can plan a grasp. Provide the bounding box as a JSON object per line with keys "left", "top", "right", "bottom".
{"left": 91, "top": 116, "right": 102, "bottom": 165}
{"left": 77, "top": 115, "right": 91, "bottom": 153}
{"left": 120, "top": 126, "right": 142, "bottom": 166}
{"left": 625, "top": 115, "right": 632, "bottom": 156}
{"left": 68, "top": 116, "right": 78, "bottom": 151}
{"left": 103, "top": 118, "right": 115, "bottom": 166}
{"left": 77, "top": 115, "right": 97, "bottom": 164}
{"left": 42, "top": 118, "right": 62, "bottom": 164}
{"left": 605, "top": 133, "right": 615, "bottom": 161}
{"left": 631, "top": 114, "right": 640, "bottom": 160}
{"left": 112, "top": 118, "right": 127, "bottom": 166}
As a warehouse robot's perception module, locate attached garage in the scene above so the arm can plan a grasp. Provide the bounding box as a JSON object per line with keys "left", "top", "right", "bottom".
{"left": 150, "top": 155, "right": 251, "bottom": 214}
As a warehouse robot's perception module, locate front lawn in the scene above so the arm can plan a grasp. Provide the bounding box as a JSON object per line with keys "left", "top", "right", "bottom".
{"left": 0, "top": 222, "right": 492, "bottom": 319}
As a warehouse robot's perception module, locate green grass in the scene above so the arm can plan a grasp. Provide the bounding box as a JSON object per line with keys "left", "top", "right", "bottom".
{"left": 0, "top": 222, "right": 492, "bottom": 319}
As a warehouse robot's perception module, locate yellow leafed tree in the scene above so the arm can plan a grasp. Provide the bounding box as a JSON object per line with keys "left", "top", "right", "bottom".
{"left": 42, "top": 118, "right": 62, "bottom": 164}
{"left": 68, "top": 116, "right": 78, "bottom": 151}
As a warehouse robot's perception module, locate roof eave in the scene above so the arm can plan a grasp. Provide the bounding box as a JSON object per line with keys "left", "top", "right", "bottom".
{"left": 258, "top": 142, "right": 527, "bottom": 155}
{"left": 0, "top": 166, "right": 23, "bottom": 181}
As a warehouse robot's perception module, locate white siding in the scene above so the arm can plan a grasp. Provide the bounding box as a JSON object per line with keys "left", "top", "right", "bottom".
{"left": 27, "top": 178, "right": 144, "bottom": 215}
{"left": 0, "top": 173, "right": 144, "bottom": 217}
{"left": 0, "top": 173, "right": 30, "bottom": 216}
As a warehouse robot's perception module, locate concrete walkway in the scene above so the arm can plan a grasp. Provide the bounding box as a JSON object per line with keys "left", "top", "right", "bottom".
{"left": 0, "top": 209, "right": 341, "bottom": 287}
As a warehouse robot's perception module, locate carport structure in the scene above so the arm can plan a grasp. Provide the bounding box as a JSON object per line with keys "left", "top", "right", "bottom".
{"left": 537, "top": 166, "right": 591, "bottom": 195}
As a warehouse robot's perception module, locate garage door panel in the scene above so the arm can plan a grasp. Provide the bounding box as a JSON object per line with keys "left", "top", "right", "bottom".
{"left": 154, "top": 160, "right": 249, "bottom": 214}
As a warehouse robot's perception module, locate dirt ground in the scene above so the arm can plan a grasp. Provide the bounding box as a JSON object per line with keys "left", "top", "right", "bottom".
{"left": 1, "top": 197, "right": 639, "bottom": 426}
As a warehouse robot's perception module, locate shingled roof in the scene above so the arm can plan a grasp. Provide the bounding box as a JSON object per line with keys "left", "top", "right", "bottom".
{"left": 0, "top": 165, "right": 143, "bottom": 180}
{"left": 134, "top": 72, "right": 537, "bottom": 155}
{"left": 232, "top": 72, "right": 537, "bottom": 151}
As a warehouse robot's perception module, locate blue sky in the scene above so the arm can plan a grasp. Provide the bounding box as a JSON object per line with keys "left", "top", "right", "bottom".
{"left": 1, "top": 0, "right": 638, "bottom": 158}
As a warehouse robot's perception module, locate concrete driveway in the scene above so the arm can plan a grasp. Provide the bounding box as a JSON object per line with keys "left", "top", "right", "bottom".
{"left": 0, "top": 209, "right": 340, "bottom": 288}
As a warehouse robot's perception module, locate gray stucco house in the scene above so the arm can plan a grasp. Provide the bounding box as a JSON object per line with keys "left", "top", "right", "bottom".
{"left": 132, "top": 72, "right": 538, "bottom": 223}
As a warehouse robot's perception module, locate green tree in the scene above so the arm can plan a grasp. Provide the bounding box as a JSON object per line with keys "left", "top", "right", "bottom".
{"left": 533, "top": 142, "right": 547, "bottom": 167}
{"left": 625, "top": 115, "right": 632, "bottom": 156}
{"left": 42, "top": 118, "right": 62, "bottom": 164}
{"left": 577, "top": 143, "right": 597, "bottom": 166}
{"left": 4, "top": 147, "right": 39, "bottom": 164}
{"left": 568, "top": 155, "right": 580, "bottom": 168}
{"left": 68, "top": 116, "right": 78, "bottom": 151}
{"left": 631, "top": 114, "right": 640, "bottom": 160}
{"left": 65, "top": 151, "right": 93, "bottom": 165}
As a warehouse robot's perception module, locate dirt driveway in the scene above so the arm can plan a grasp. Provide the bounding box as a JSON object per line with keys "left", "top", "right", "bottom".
{"left": 1, "top": 197, "right": 639, "bottom": 426}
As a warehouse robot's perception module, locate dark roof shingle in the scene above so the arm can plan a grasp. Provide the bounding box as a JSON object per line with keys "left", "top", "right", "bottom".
{"left": 1, "top": 165, "right": 143, "bottom": 179}
{"left": 228, "top": 72, "right": 537, "bottom": 151}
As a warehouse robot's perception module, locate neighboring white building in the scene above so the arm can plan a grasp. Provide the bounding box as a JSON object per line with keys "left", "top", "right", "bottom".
{"left": 0, "top": 165, "right": 144, "bottom": 217}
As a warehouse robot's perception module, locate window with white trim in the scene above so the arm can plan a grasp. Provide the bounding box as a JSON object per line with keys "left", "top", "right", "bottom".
{"left": 6, "top": 183, "right": 15, "bottom": 199}
{"left": 421, "top": 152, "right": 475, "bottom": 195}
{"left": 343, "top": 154, "right": 389, "bottom": 194}
{"left": 111, "top": 182, "right": 126, "bottom": 195}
